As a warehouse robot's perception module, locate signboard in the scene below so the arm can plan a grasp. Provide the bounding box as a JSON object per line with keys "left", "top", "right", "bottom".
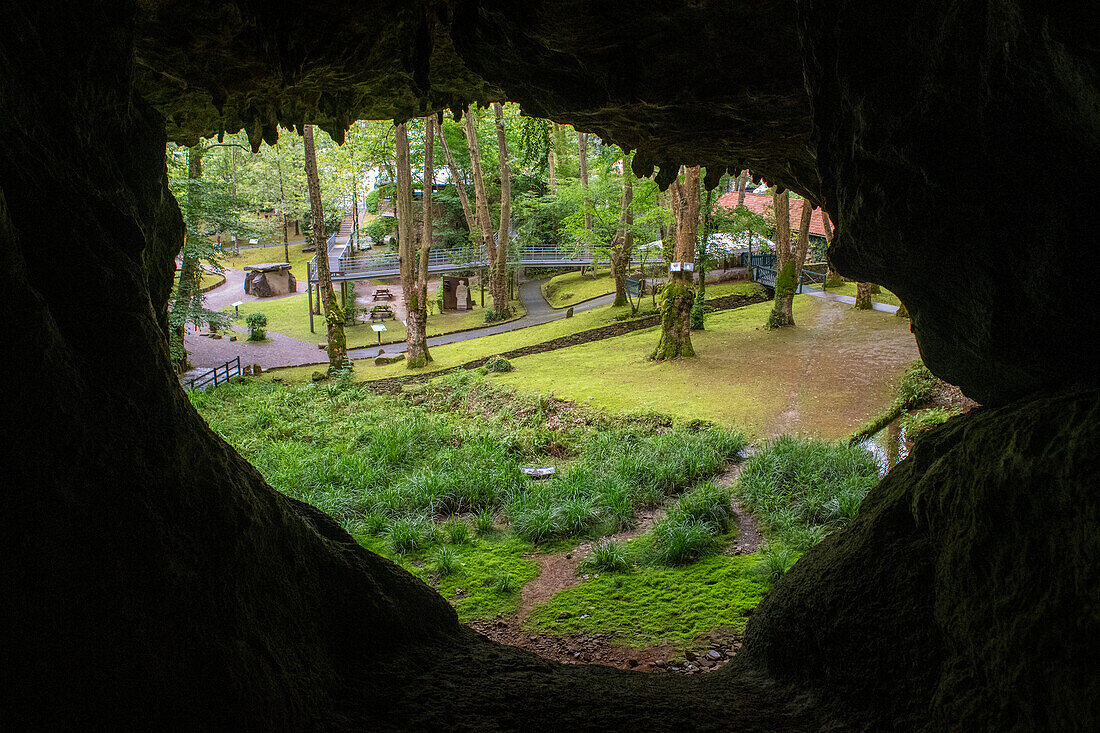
{"left": 669, "top": 262, "right": 682, "bottom": 272}
{"left": 669, "top": 262, "right": 694, "bottom": 272}
{"left": 521, "top": 466, "right": 556, "bottom": 478}
{"left": 371, "top": 324, "right": 387, "bottom": 332}
{"left": 248, "top": 238, "right": 259, "bottom": 245}
{"left": 682, "top": 262, "right": 694, "bottom": 272}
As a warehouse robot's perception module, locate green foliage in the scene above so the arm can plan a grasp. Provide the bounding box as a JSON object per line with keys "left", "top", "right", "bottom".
{"left": 582, "top": 539, "right": 631, "bottom": 573}
{"left": 900, "top": 406, "right": 958, "bottom": 437}
{"left": 738, "top": 435, "right": 879, "bottom": 553}
{"left": 364, "top": 216, "right": 396, "bottom": 245}
{"left": 850, "top": 360, "right": 941, "bottom": 442}
{"left": 773, "top": 261, "right": 797, "bottom": 299}
{"left": 364, "top": 187, "right": 382, "bottom": 214}
{"left": 245, "top": 312, "right": 268, "bottom": 341}
{"left": 484, "top": 355, "right": 514, "bottom": 373}
{"left": 442, "top": 518, "right": 472, "bottom": 545}
{"left": 648, "top": 515, "right": 719, "bottom": 566}
{"left": 753, "top": 544, "right": 800, "bottom": 583}
{"left": 433, "top": 546, "right": 460, "bottom": 577}
{"left": 527, "top": 554, "right": 765, "bottom": 648}
{"left": 387, "top": 516, "right": 433, "bottom": 555}
{"left": 475, "top": 509, "right": 496, "bottom": 536}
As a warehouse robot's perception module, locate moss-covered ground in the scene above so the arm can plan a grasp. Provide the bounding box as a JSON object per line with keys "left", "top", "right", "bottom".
{"left": 355, "top": 533, "right": 541, "bottom": 621}
{"left": 527, "top": 554, "right": 765, "bottom": 646}
{"left": 262, "top": 281, "right": 762, "bottom": 382}
{"left": 542, "top": 268, "right": 616, "bottom": 308}
{"left": 192, "top": 286, "right": 898, "bottom": 654}
{"left": 190, "top": 374, "right": 766, "bottom": 646}
{"left": 495, "top": 295, "right": 919, "bottom": 439}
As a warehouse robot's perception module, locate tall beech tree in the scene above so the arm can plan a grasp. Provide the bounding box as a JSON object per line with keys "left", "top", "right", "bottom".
{"left": 302, "top": 123, "right": 349, "bottom": 372}
{"left": 767, "top": 191, "right": 813, "bottom": 328}
{"left": 395, "top": 118, "right": 434, "bottom": 368}
{"left": 578, "top": 131, "right": 592, "bottom": 234}
{"left": 461, "top": 105, "right": 512, "bottom": 320}
{"left": 651, "top": 165, "right": 700, "bottom": 360}
{"left": 609, "top": 157, "right": 635, "bottom": 307}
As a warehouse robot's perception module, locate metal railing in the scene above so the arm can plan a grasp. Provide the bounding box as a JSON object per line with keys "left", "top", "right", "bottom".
{"left": 186, "top": 356, "right": 241, "bottom": 392}
{"left": 309, "top": 244, "right": 644, "bottom": 283}
{"left": 753, "top": 265, "right": 828, "bottom": 294}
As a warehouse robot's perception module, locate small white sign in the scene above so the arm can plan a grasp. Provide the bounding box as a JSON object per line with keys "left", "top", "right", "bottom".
{"left": 521, "top": 466, "right": 556, "bottom": 478}
{"left": 371, "top": 324, "right": 387, "bottom": 332}
{"left": 248, "top": 238, "right": 259, "bottom": 245}
{"left": 231, "top": 300, "right": 243, "bottom": 308}
{"left": 669, "top": 262, "right": 682, "bottom": 272}
{"left": 682, "top": 262, "right": 694, "bottom": 272}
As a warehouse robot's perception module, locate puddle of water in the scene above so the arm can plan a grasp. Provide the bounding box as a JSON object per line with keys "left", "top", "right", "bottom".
{"left": 861, "top": 420, "right": 908, "bottom": 474}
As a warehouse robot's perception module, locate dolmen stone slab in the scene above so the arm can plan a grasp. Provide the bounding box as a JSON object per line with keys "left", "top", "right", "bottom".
{"left": 243, "top": 262, "right": 296, "bottom": 297}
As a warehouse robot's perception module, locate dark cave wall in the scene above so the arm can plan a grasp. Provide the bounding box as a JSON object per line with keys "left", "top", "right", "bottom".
{"left": 134, "top": 1, "right": 1100, "bottom": 404}
{"left": 1, "top": 4, "right": 459, "bottom": 727}
{"left": 741, "top": 387, "right": 1100, "bottom": 729}
{"left": 802, "top": 0, "right": 1100, "bottom": 404}
{"left": 1, "top": 0, "right": 1097, "bottom": 729}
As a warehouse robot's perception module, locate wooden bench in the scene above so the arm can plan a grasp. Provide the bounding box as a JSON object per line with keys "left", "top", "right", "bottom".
{"left": 372, "top": 288, "right": 393, "bottom": 301}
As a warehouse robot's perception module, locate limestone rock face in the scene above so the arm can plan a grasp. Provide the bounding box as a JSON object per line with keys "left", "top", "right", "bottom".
{"left": 2, "top": 0, "right": 1097, "bottom": 729}
{"left": 740, "top": 387, "right": 1100, "bottom": 729}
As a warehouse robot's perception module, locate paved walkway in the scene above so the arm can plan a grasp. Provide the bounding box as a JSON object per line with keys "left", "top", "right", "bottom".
{"left": 802, "top": 285, "right": 899, "bottom": 314}
{"left": 184, "top": 276, "right": 614, "bottom": 372}
{"left": 348, "top": 280, "right": 615, "bottom": 359}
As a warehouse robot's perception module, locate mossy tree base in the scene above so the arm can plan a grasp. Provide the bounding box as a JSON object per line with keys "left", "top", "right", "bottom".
{"left": 651, "top": 279, "right": 695, "bottom": 360}
{"left": 765, "top": 261, "right": 797, "bottom": 329}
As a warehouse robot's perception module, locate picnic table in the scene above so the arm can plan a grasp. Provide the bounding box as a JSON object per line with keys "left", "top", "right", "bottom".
{"left": 373, "top": 287, "right": 394, "bottom": 301}
{"left": 369, "top": 304, "right": 395, "bottom": 321}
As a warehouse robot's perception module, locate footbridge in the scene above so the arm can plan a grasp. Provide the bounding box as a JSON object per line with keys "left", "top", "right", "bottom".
{"left": 308, "top": 243, "right": 644, "bottom": 284}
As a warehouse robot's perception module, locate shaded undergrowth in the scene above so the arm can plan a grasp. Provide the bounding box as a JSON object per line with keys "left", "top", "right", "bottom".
{"left": 736, "top": 434, "right": 880, "bottom": 582}
{"left": 191, "top": 371, "right": 745, "bottom": 619}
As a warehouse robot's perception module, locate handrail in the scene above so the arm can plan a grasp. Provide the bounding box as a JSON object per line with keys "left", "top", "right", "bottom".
{"left": 186, "top": 356, "right": 241, "bottom": 392}
{"left": 311, "top": 244, "right": 644, "bottom": 283}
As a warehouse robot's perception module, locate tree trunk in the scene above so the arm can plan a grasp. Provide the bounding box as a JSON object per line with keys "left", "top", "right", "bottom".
{"left": 436, "top": 122, "right": 478, "bottom": 237}
{"left": 855, "top": 281, "right": 874, "bottom": 309}
{"left": 578, "top": 131, "right": 591, "bottom": 233}
{"left": 491, "top": 102, "right": 511, "bottom": 320}
{"left": 737, "top": 169, "right": 750, "bottom": 206}
{"left": 463, "top": 109, "right": 503, "bottom": 317}
{"left": 610, "top": 158, "right": 634, "bottom": 307}
{"left": 171, "top": 145, "right": 204, "bottom": 373}
{"left": 651, "top": 166, "right": 698, "bottom": 360}
{"left": 820, "top": 208, "right": 835, "bottom": 286}
{"left": 548, "top": 123, "right": 558, "bottom": 194}
{"left": 794, "top": 200, "right": 813, "bottom": 280}
{"left": 396, "top": 120, "right": 431, "bottom": 368}
{"left": 302, "top": 124, "right": 349, "bottom": 372}
{"left": 767, "top": 189, "right": 796, "bottom": 328}
{"left": 405, "top": 117, "right": 434, "bottom": 367}
{"left": 692, "top": 188, "right": 714, "bottom": 330}
{"left": 277, "top": 158, "right": 291, "bottom": 263}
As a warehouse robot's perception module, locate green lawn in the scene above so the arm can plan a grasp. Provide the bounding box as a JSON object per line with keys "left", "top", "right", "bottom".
{"left": 494, "top": 295, "right": 919, "bottom": 439}
{"left": 527, "top": 553, "right": 765, "bottom": 647}
{"left": 542, "top": 268, "right": 616, "bottom": 308}
{"left": 264, "top": 282, "right": 764, "bottom": 381}
{"left": 822, "top": 282, "right": 904, "bottom": 309}
{"left": 224, "top": 242, "right": 315, "bottom": 282}
{"left": 231, "top": 292, "right": 525, "bottom": 349}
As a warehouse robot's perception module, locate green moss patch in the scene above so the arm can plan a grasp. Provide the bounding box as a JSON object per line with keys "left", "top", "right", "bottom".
{"left": 526, "top": 554, "right": 766, "bottom": 648}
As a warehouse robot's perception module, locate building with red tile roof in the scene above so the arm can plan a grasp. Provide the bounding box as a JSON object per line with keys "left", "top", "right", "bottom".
{"left": 716, "top": 190, "right": 829, "bottom": 239}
